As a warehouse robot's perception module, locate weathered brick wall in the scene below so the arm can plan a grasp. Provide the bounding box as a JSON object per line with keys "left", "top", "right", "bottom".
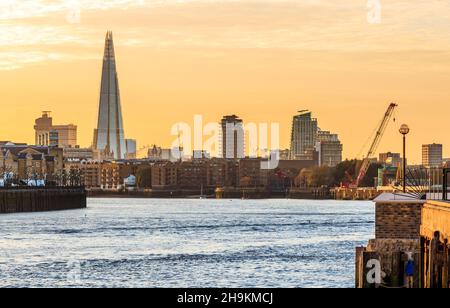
{"left": 375, "top": 202, "right": 423, "bottom": 239}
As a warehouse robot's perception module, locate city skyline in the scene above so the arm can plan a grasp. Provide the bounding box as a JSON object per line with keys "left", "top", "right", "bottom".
{"left": 1, "top": 1, "right": 450, "bottom": 163}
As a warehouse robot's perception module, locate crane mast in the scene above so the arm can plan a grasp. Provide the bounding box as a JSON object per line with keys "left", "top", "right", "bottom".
{"left": 355, "top": 103, "right": 398, "bottom": 187}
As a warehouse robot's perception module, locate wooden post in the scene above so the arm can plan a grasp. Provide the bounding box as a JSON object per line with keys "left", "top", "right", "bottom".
{"left": 448, "top": 243, "right": 450, "bottom": 288}
{"left": 391, "top": 252, "right": 401, "bottom": 287}
{"left": 355, "top": 247, "right": 364, "bottom": 288}
{"left": 443, "top": 240, "right": 449, "bottom": 289}
{"left": 430, "top": 238, "right": 436, "bottom": 288}
{"left": 420, "top": 237, "right": 426, "bottom": 288}
{"left": 426, "top": 239, "right": 431, "bottom": 288}
{"left": 430, "top": 232, "right": 440, "bottom": 288}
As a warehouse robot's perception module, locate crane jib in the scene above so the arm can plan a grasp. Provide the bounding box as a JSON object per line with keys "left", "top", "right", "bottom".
{"left": 355, "top": 103, "right": 398, "bottom": 187}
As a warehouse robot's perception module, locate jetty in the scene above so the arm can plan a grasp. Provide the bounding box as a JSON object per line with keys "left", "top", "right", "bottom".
{"left": 0, "top": 187, "right": 86, "bottom": 214}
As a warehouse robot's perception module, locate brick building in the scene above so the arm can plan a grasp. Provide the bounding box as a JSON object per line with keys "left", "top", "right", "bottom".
{"left": 206, "top": 158, "right": 238, "bottom": 188}
{"left": 178, "top": 160, "right": 208, "bottom": 189}
{"left": 151, "top": 161, "right": 178, "bottom": 190}
{"left": 0, "top": 143, "right": 63, "bottom": 182}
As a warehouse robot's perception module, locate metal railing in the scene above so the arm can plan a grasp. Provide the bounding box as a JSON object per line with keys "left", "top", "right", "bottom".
{"left": 398, "top": 167, "right": 449, "bottom": 201}
{"left": 443, "top": 168, "right": 450, "bottom": 201}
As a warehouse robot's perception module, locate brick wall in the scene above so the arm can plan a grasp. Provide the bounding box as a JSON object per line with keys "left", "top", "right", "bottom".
{"left": 375, "top": 202, "right": 423, "bottom": 239}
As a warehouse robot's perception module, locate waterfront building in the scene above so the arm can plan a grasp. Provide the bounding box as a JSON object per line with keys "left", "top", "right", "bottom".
{"left": 66, "top": 160, "right": 121, "bottom": 191}
{"left": 93, "top": 31, "right": 127, "bottom": 160}
{"left": 220, "top": 115, "right": 245, "bottom": 159}
{"left": 206, "top": 158, "right": 238, "bottom": 188}
{"left": 238, "top": 158, "right": 269, "bottom": 188}
{"left": 178, "top": 160, "right": 208, "bottom": 189}
{"left": 0, "top": 143, "right": 63, "bottom": 181}
{"left": 65, "top": 161, "right": 102, "bottom": 190}
{"left": 422, "top": 144, "right": 443, "bottom": 168}
{"left": 315, "top": 130, "right": 343, "bottom": 167}
{"left": 151, "top": 161, "right": 178, "bottom": 190}
{"left": 100, "top": 161, "right": 121, "bottom": 190}
{"left": 56, "top": 146, "right": 320, "bottom": 193}
{"left": 290, "top": 111, "right": 318, "bottom": 160}
{"left": 34, "top": 112, "right": 77, "bottom": 148}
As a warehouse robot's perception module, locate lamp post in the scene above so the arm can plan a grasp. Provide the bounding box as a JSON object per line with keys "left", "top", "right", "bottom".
{"left": 399, "top": 124, "right": 410, "bottom": 193}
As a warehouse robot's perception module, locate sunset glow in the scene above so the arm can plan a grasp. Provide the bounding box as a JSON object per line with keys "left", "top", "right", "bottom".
{"left": 1, "top": 0, "right": 450, "bottom": 163}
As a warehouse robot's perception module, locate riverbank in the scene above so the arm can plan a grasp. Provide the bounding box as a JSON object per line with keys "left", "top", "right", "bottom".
{"left": 87, "top": 188, "right": 333, "bottom": 200}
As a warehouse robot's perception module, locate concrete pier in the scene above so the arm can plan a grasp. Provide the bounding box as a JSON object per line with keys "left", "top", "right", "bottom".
{"left": 0, "top": 187, "right": 87, "bottom": 214}
{"left": 332, "top": 187, "right": 379, "bottom": 200}
{"left": 356, "top": 194, "right": 450, "bottom": 288}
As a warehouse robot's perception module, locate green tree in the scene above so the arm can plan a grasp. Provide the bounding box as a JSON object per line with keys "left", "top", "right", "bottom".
{"left": 294, "top": 168, "right": 311, "bottom": 188}
{"left": 332, "top": 159, "right": 382, "bottom": 187}
{"left": 307, "top": 166, "right": 333, "bottom": 187}
{"left": 333, "top": 159, "right": 359, "bottom": 186}
{"left": 136, "top": 165, "right": 152, "bottom": 188}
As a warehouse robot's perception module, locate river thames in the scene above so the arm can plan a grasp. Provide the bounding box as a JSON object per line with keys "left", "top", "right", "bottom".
{"left": 0, "top": 199, "right": 374, "bottom": 288}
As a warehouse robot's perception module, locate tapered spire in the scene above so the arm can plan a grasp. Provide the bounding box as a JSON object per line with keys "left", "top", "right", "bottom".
{"left": 93, "top": 31, "right": 127, "bottom": 160}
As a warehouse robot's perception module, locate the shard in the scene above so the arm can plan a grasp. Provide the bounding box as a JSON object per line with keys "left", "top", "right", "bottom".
{"left": 93, "top": 31, "right": 127, "bottom": 160}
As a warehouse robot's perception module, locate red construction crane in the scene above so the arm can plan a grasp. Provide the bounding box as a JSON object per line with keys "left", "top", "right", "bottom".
{"left": 353, "top": 103, "right": 398, "bottom": 187}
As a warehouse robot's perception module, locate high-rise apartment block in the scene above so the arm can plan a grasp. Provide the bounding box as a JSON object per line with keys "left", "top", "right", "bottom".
{"left": 422, "top": 144, "right": 443, "bottom": 168}
{"left": 220, "top": 115, "right": 245, "bottom": 159}
{"left": 290, "top": 111, "right": 318, "bottom": 160}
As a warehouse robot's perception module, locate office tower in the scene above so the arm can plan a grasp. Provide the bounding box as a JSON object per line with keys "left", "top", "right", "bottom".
{"left": 315, "top": 130, "right": 343, "bottom": 167}
{"left": 422, "top": 144, "right": 443, "bottom": 168}
{"left": 93, "top": 31, "right": 127, "bottom": 160}
{"left": 34, "top": 111, "right": 77, "bottom": 148}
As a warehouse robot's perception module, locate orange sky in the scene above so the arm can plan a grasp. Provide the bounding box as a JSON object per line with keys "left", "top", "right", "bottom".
{"left": 1, "top": 1, "right": 450, "bottom": 163}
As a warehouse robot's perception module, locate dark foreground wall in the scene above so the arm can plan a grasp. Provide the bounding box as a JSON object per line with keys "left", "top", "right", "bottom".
{"left": 356, "top": 198, "right": 450, "bottom": 288}
{"left": 0, "top": 187, "right": 87, "bottom": 214}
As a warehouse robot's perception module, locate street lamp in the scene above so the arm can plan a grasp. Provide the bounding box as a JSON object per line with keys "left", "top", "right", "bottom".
{"left": 399, "top": 124, "right": 410, "bottom": 193}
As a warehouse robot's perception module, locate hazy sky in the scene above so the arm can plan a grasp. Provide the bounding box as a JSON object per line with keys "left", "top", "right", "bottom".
{"left": 1, "top": 0, "right": 450, "bottom": 163}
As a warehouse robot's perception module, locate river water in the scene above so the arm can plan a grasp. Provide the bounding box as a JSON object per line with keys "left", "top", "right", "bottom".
{"left": 0, "top": 198, "right": 374, "bottom": 288}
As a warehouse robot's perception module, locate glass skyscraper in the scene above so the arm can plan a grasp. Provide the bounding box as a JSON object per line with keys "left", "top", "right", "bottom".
{"left": 93, "top": 31, "right": 127, "bottom": 160}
